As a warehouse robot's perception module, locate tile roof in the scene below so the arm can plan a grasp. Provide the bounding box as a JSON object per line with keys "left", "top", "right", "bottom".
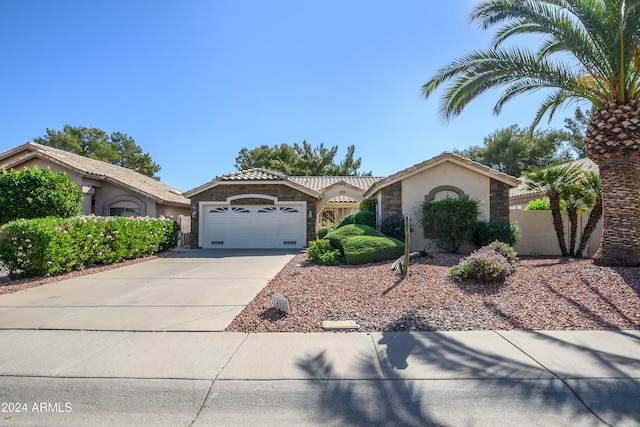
{"left": 288, "top": 175, "right": 384, "bottom": 192}
{"left": 1, "top": 143, "right": 189, "bottom": 207}
{"left": 217, "top": 168, "right": 288, "bottom": 181}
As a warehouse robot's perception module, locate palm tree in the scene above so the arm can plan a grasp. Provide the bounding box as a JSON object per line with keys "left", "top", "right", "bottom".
{"left": 560, "top": 178, "right": 589, "bottom": 256}
{"left": 422, "top": 0, "right": 640, "bottom": 266}
{"left": 576, "top": 171, "right": 603, "bottom": 257}
{"left": 524, "top": 164, "right": 582, "bottom": 256}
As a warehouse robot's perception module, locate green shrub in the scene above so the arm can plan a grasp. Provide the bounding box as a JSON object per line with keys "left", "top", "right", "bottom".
{"left": 524, "top": 198, "right": 567, "bottom": 211}
{"left": 0, "top": 166, "right": 82, "bottom": 225}
{"left": 316, "top": 226, "right": 333, "bottom": 240}
{"left": 307, "top": 239, "right": 341, "bottom": 266}
{"left": 524, "top": 198, "right": 550, "bottom": 210}
{"left": 342, "top": 235, "right": 405, "bottom": 265}
{"left": 380, "top": 214, "right": 407, "bottom": 241}
{"left": 359, "top": 198, "right": 377, "bottom": 213}
{"left": 449, "top": 242, "right": 518, "bottom": 284}
{"left": 336, "top": 211, "right": 376, "bottom": 229}
{"left": 419, "top": 198, "right": 479, "bottom": 253}
{"left": 0, "top": 216, "right": 179, "bottom": 278}
{"left": 325, "top": 224, "right": 384, "bottom": 251}
{"left": 473, "top": 220, "right": 521, "bottom": 246}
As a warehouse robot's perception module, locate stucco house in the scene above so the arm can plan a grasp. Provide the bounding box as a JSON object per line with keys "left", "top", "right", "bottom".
{"left": 0, "top": 142, "right": 190, "bottom": 219}
{"left": 185, "top": 152, "right": 520, "bottom": 251}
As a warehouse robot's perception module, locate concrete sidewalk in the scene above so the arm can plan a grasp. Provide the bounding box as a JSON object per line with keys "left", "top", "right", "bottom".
{"left": 0, "top": 330, "right": 638, "bottom": 426}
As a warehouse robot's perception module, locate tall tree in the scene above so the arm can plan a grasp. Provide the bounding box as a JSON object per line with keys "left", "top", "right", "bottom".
{"left": 422, "top": 0, "right": 640, "bottom": 266}
{"left": 454, "top": 124, "right": 574, "bottom": 176}
{"left": 524, "top": 164, "right": 582, "bottom": 257}
{"left": 33, "top": 125, "right": 161, "bottom": 179}
{"left": 234, "top": 141, "right": 371, "bottom": 176}
{"left": 564, "top": 107, "right": 591, "bottom": 158}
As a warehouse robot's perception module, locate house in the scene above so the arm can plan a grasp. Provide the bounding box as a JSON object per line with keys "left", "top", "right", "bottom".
{"left": 0, "top": 142, "right": 190, "bottom": 219}
{"left": 184, "top": 152, "right": 520, "bottom": 251}
{"left": 363, "top": 152, "right": 520, "bottom": 252}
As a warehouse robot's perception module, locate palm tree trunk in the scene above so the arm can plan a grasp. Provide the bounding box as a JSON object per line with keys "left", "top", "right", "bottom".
{"left": 591, "top": 153, "right": 640, "bottom": 266}
{"left": 549, "top": 195, "right": 569, "bottom": 257}
{"left": 576, "top": 202, "right": 603, "bottom": 258}
{"left": 566, "top": 207, "right": 578, "bottom": 257}
{"left": 586, "top": 100, "right": 640, "bottom": 266}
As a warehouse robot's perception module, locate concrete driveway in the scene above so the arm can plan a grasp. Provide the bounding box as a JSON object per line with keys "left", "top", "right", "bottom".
{"left": 0, "top": 249, "right": 296, "bottom": 332}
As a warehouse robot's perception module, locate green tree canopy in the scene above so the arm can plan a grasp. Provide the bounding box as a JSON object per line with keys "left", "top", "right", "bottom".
{"left": 454, "top": 125, "right": 575, "bottom": 177}
{"left": 33, "top": 125, "right": 161, "bottom": 179}
{"left": 234, "top": 141, "right": 371, "bottom": 176}
{"left": 0, "top": 166, "right": 82, "bottom": 224}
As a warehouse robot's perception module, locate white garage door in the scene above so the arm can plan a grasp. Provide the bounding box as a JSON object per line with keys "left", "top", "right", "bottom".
{"left": 203, "top": 204, "right": 306, "bottom": 249}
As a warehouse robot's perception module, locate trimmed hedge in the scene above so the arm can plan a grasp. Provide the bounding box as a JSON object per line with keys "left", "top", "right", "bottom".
{"left": 0, "top": 215, "right": 179, "bottom": 278}
{"left": 342, "top": 236, "right": 405, "bottom": 265}
{"left": 325, "top": 224, "right": 385, "bottom": 251}
{"left": 336, "top": 211, "right": 376, "bottom": 229}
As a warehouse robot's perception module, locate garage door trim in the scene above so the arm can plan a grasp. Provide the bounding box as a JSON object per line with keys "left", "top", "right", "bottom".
{"left": 198, "top": 194, "right": 307, "bottom": 248}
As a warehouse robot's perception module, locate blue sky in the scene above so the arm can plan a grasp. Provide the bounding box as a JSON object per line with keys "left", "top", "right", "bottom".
{"left": 0, "top": 0, "right": 580, "bottom": 192}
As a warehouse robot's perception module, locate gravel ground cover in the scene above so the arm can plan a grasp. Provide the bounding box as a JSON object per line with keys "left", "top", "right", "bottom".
{"left": 227, "top": 252, "right": 640, "bottom": 332}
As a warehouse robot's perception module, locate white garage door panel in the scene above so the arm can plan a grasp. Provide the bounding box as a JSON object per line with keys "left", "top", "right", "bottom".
{"left": 204, "top": 204, "right": 305, "bottom": 248}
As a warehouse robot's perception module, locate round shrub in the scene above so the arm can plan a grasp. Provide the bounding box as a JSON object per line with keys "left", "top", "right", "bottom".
{"left": 325, "top": 224, "right": 384, "bottom": 252}
{"left": 0, "top": 166, "right": 82, "bottom": 225}
{"left": 336, "top": 211, "right": 376, "bottom": 229}
{"left": 473, "top": 220, "right": 521, "bottom": 246}
{"left": 307, "top": 239, "right": 341, "bottom": 266}
{"left": 449, "top": 241, "right": 518, "bottom": 284}
{"left": 483, "top": 240, "right": 518, "bottom": 268}
{"left": 342, "top": 235, "right": 405, "bottom": 265}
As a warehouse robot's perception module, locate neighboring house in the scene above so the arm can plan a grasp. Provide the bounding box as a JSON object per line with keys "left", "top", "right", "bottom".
{"left": 0, "top": 142, "right": 190, "bottom": 219}
{"left": 185, "top": 152, "right": 520, "bottom": 251}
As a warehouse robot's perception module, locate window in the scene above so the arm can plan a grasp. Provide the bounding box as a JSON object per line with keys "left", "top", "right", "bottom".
{"left": 110, "top": 207, "right": 142, "bottom": 217}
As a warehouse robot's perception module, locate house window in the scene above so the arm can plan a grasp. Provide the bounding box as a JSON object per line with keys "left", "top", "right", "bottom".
{"left": 110, "top": 207, "right": 142, "bottom": 217}
{"left": 322, "top": 209, "right": 337, "bottom": 225}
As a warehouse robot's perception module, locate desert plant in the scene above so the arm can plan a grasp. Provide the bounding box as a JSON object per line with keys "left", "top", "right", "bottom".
{"left": 419, "top": 197, "right": 479, "bottom": 253}
{"left": 449, "top": 242, "right": 518, "bottom": 284}
{"left": 473, "top": 220, "right": 520, "bottom": 247}
{"left": 342, "top": 236, "right": 404, "bottom": 265}
{"left": 307, "top": 239, "right": 341, "bottom": 266}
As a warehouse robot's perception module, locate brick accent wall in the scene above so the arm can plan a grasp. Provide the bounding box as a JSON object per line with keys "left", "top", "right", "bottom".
{"left": 189, "top": 183, "right": 317, "bottom": 248}
{"left": 489, "top": 179, "right": 510, "bottom": 221}
{"left": 380, "top": 181, "right": 402, "bottom": 218}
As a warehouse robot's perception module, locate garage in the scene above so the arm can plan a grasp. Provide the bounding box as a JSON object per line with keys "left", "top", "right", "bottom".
{"left": 202, "top": 202, "right": 306, "bottom": 249}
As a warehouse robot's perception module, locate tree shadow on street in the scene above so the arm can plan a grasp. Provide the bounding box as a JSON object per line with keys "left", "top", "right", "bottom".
{"left": 295, "top": 315, "right": 640, "bottom": 426}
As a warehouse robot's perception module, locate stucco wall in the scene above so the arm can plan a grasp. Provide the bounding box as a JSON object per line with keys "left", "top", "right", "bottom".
{"left": 401, "top": 162, "right": 491, "bottom": 252}
{"left": 188, "top": 183, "right": 318, "bottom": 248}
{"left": 511, "top": 210, "right": 602, "bottom": 257}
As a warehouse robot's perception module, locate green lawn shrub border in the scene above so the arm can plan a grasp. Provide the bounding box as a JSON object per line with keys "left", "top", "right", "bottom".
{"left": 0, "top": 215, "right": 179, "bottom": 279}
